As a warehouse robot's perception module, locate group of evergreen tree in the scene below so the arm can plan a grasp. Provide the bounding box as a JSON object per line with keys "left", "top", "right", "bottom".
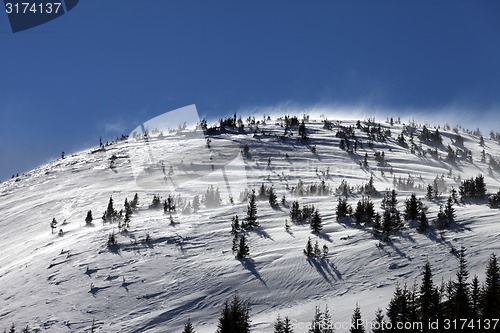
{"left": 290, "top": 200, "right": 317, "bottom": 224}
{"left": 403, "top": 193, "right": 429, "bottom": 232}
{"left": 303, "top": 237, "right": 328, "bottom": 258}
{"left": 379, "top": 190, "right": 403, "bottom": 240}
{"left": 383, "top": 248, "right": 500, "bottom": 332}
{"left": 459, "top": 175, "right": 487, "bottom": 200}
{"left": 353, "top": 196, "right": 376, "bottom": 225}
{"left": 489, "top": 190, "right": 500, "bottom": 208}
{"left": 205, "top": 185, "right": 223, "bottom": 208}
{"left": 2, "top": 324, "right": 31, "bottom": 333}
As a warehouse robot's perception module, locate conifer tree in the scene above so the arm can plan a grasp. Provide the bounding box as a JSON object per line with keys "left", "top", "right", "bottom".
{"left": 481, "top": 253, "right": 500, "bottom": 319}
{"left": 404, "top": 193, "right": 422, "bottom": 221}
{"left": 123, "top": 198, "right": 132, "bottom": 230}
{"left": 452, "top": 246, "right": 471, "bottom": 319}
{"left": 425, "top": 185, "right": 434, "bottom": 200}
{"left": 336, "top": 197, "right": 352, "bottom": 221}
{"left": 290, "top": 200, "right": 301, "bottom": 223}
{"left": 245, "top": 190, "right": 258, "bottom": 228}
{"left": 216, "top": 293, "right": 251, "bottom": 333}
{"left": 105, "top": 196, "right": 118, "bottom": 221}
{"left": 182, "top": 318, "right": 195, "bottom": 333}
{"left": 130, "top": 193, "right": 139, "bottom": 209}
{"left": 237, "top": 235, "right": 249, "bottom": 259}
{"left": 417, "top": 211, "right": 429, "bottom": 233}
{"left": 274, "top": 316, "right": 293, "bottom": 333}
{"left": 304, "top": 237, "right": 314, "bottom": 257}
{"left": 419, "top": 261, "right": 440, "bottom": 328}
{"left": 85, "top": 210, "right": 93, "bottom": 226}
{"left": 269, "top": 187, "right": 278, "bottom": 208}
{"left": 372, "top": 308, "right": 384, "bottom": 333}
{"left": 444, "top": 197, "right": 456, "bottom": 223}
{"left": 310, "top": 211, "right": 323, "bottom": 233}
{"left": 350, "top": 304, "right": 365, "bottom": 333}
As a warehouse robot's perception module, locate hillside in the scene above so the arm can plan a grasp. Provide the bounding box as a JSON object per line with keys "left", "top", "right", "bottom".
{"left": 1, "top": 109, "right": 500, "bottom": 332}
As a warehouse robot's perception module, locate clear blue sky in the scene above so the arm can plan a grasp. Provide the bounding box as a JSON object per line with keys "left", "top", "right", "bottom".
{"left": 1, "top": 0, "right": 499, "bottom": 181}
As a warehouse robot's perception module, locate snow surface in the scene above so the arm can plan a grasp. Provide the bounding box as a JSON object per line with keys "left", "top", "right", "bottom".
{"left": 1, "top": 116, "right": 499, "bottom": 332}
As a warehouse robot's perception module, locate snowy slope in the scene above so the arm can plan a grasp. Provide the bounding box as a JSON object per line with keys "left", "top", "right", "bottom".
{"left": 1, "top": 115, "right": 500, "bottom": 332}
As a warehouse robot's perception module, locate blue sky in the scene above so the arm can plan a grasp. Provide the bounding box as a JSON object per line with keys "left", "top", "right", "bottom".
{"left": 1, "top": 0, "right": 499, "bottom": 181}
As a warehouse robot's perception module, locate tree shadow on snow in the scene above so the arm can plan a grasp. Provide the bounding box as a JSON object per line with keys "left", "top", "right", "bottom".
{"left": 307, "top": 257, "right": 342, "bottom": 284}
{"left": 239, "top": 258, "right": 268, "bottom": 289}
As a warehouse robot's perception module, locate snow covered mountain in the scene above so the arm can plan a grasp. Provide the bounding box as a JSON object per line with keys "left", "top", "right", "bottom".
{"left": 1, "top": 110, "right": 500, "bottom": 332}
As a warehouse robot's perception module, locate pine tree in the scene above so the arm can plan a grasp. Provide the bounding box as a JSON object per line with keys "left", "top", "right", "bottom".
{"left": 130, "top": 193, "right": 139, "bottom": 209}
{"left": 418, "top": 261, "right": 440, "bottom": 329}
{"left": 85, "top": 210, "right": 93, "bottom": 226}
{"left": 372, "top": 308, "right": 384, "bottom": 333}
{"left": 309, "top": 306, "right": 322, "bottom": 333}
{"left": 481, "top": 253, "right": 500, "bottom": 319}
{"left": 417, "top": 211, "right": 429, "bottom": 233}
{"left": 444, "top": 197, "right": 456, "bottom": 224}
{"left": 452, "top": 246, "right": 471, "bottom": 319}
{"left": 310, "top": 211, "right": 323, "bottom": 233}
{"left": 237, "top": 235, "right": 249, "bottom": 259}
{"left": 269, "top": 187, "right": 278, "bottom": 208}
{"left": 50, "top": 218, "right": 57, "bottom": 233}
{"left": 304, "top": 237, "right": 314, "bottom": 257}
{"left": 105, "top": 196, "right": 118, "bottom": 221}
{"left": 231, "top": 215, "right": 240, "bottom": 234}
{"left": 245, "top": 190, "right": 258, "bottom": 228}
{"left": 426, "top": 185, "right": 434, "bottom": 200}
{"left": 404, "top": 193, "right": 421, "bottom": 221}
{"left": 350, "top": 304, "right": 365, "bottom": 333}
{"left": 290, "top": 200, "right": 302, "bottom": 223}
{"left": 123, "top": 199, "right": 132, "bottom": 230}
{"left": 274, "top": 315, "right": 293, "bottom": 333}
{"left": 216, "top": 293, "right": 251, "bottom": 333}
{"left": 336, "top": 197, "right": 352, "bottom": 221}
{"left": 182, "top": 318, "right": 195, "bottom": 333}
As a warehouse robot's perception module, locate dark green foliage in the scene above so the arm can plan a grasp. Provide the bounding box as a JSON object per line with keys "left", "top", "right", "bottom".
{"left": 489, "top": 191, "right": 500, "bottom": 208}
{"left": 182, "top": 318, "right": 195, "bottom": 333}
{"left": 425, "top": 185, "right": 434, "bottom": 200}
{"left": 269, "top": 187, "right": 278, "bottom": 208}
{"left": 274, "top": 316, "right": 294, "bottom": 333}
{"left": 237, "top": 235, "right": 249, "bottom": 259}
{"left": 216, "top": 293, "right": 251, "bottom": 333}
{"left": 244, "top": 190, "right": 258, "bottom": 228}
{"left": 418, "top": 262, "right": 440, "bottom": 328}
{"left": 310, "top": 211, "right": 323, "bottom": 233}
{"left": 444, "top": 197, "right": 456, "bottom": 222}
{"left": 350, "top": 304, "right": 365, "bottom": 333}
{"left": 404, "top": 193, "right": 422, "bottom": 221}
{"left": 130, "top": 193, "right": 139, "bottom": 209}
{"left": 450, "top": 246, "right": 471, "bottom": 319}
{"left": 123, "top": 198, "right": 132, "bottom": 230}
{"left": 299, "top": 120, "right": 307, "bottom": 140}
{"left": 336, "top": 197, "right": 352, "bottom": 221}
{"left": 103, "top": 196, "right": 119, "bottom": 222}
{"left": 482, "top": 254, "right": 500, "bottom": 320}
{"left": 372, "top": 308, "right": 384, "bottom": 333}
{"left": 459, "top": 174, "right": 487, "bottom": 199}
{"left": 231, "top": 215, "right": 240, "bottom": 234}
{"left": 353, "top": 196, "right": 375, "bottom": 224}
{"left": 304, "top": 237, "right": 314, "bottom": 257}
{"left": 417, "top": 211, "right": 429, "bottom": 233}
{"left": 290, "top": 200, "right": 301, "bottom": 223}
{"left": 85, "top": 210, "right": 93, "bottom": 225}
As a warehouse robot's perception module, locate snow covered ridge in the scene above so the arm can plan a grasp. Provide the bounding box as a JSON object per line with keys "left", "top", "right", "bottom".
{"left": 1, "top": 109, "right": 500, "bottom": 332}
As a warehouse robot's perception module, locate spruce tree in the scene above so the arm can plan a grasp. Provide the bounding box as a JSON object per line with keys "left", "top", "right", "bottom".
{"left": 269, "top": 187, "right": 278, "bottom": 208}
{"left": 245, "top": 190, "right": 258, "bottom": 228}
{"left": 418, "top": 261, "right": 439, "bottom": 329}
{"left": 290, "top": 201, "right": 301, "bottom": 223}
{"left": 417, "top": 211, "right": 429, "bottom": 233}
{"left": 481, "top": 253, "right": 500, "bottom": 319}
{"left": 192, "top": 194, "right": 200, "bottom": 212}
{"left": 350, "top": 304, "right": 365, "bottom": 333}
{"left": 216, "top": 293, "right": 251, "bottom": 333}
{"left": 182, "top": 318, "right": 195, "bottom": 333}
{"left": 336, "top": 197, "right": 352, "bottom": 221}
{"left": 310, "top": 211, "right": 323, "bottom": 233}
{"left": 304, "top": 237, "right": 314, "bottom": 257}
{"left": 452, "top": 246, "right": 471, "bottom": 319}
{"left": 130, "top": 193, "right": 139, "bottom": 209}
{"left": 372, "top": 308, "right": 384, "bottom": 333}
{"left": 404, "top": 193, "right": 421, "bottom": 221}
{"left": 105, "top": 196, "right": 118, "bottom": 221}
{"left": 237, "top": 235, "right": 250, "bottom": 259}
{"left": 85, "top": 210, "right": 93, "bottom": 226}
